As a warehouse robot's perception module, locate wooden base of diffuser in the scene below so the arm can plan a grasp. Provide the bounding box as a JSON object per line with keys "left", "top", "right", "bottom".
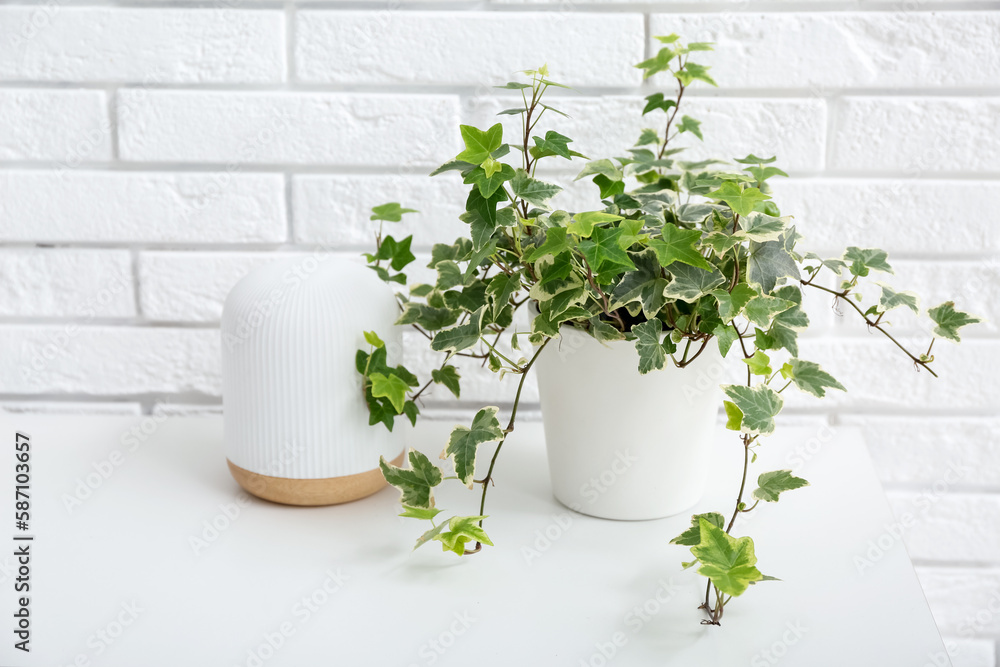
{"left": 227, "top": 451, "right": 404, "bottom": 506}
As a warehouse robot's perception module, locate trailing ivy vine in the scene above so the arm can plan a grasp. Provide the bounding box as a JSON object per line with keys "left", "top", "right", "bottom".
{"left": 354, "top": 36, "right": 981, "bottom": 623}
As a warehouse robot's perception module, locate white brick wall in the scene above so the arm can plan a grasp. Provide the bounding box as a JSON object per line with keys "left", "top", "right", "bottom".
{"left": 1, "top": 3, "right": 996, "bottom": 662}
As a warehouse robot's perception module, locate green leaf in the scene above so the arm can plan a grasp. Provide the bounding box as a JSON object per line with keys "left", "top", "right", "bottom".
{"left": 369, "top": 372, "right": 410, "bottom": 412}
{"left": 690, "top": 518, "right": 764, "bottom": 597}
{"left": 635, "top": 128, "right": 661, "bottom": 146}
{"left": 723, "top": 400, "right": 744, "bottom": 431}
{"left": 747, "top": 240, "right": 800, "bottom": 294}
{"left": 368, "top": 235, "right": 416, "bottom": 272}
{"left": 399, "top": 505, "right": 443, "bottom": 521}
{"left": 705, "top": 181, "right": 771, "bottom": 218}
{"left": 782, "top": 358, "right": 846, "bottom": 398}
{"left": 431, "top": 366, "right": 461, "bottom": 399}
{"left": 642, "top": 92, "right": 677, "bottom": 115}
{"left": 464, "top": 162, "right": 515, "bottom": 198}
{"left": 664, "top": 263, "right": 726, "bottom": 302}
{"left": 363, "top": 331, "right": 385, "bottom": 348}
{"left": 713, "top": 322, "right": 739, "bottom": 357}
{"left": 568, "top": 211, "right": 623, "bottom": 238}
{"left": 928, "top": 301, "right": 982, "bottom": 342}
{"left": 442, "top": 407, "right": 504, "bottom": 488}
{"left": 511, "top": 169, "right": 562, "bottom": 209}
{"left": 743, "top": 294, "right": 795, "bottom": 328}
{"left": 734, "top": 153, "right": 777, "bottom": 165}
{"left": 712, "top": 284, "right": 756, "bottom": 322}
{"left": 579, "top": 226, "right": 637, "bottom": 274}
{"left": 632, "top": 319, "right": 670, "bottom": 375}
{"left": 677, "top": 115, "right": 703, "bottom": 140}
{"left": 370, "top": 202, "right": 417, "bottom": 222}
{"left": 635, "top": 48, "right": 676, "bottom": 79}
{"left": 745, "top": 165, "right": 789, "bottom": 185}
{"left": 649, "top": 225, "right": 714, "bottom": 271}
{"left": 531, "top": 130, "right": 575, "bottom": 161}
{"left": 722, "top": 384, "right": 783, "bottom": 435}
{"left": 379, "top": 449, "right": 443, "bottom": 509}
{"left": 434, "top": 515, "right": 494, "bottom": 555}
{"left": 413, "top": 521, "right": 448, "bottom": 550}
{"left": 456, "top": 123, "right": 503, "bottom": 165}
{"left": 742, "top": 350, "right": 772, "bottom": 376}
{"left": 670, "top": 512, "right": 725, "bottom": 546}
{"left": 844, "top": 247, "right": 893, "bottom": 277}
{"left": 676, "top": 62, "right": 718, "bottom": 87}
{"left": 752, "top": 470, "right": 809, "bottom": 503}
{"left": 877, "top": 284, "right": 920, "bottom": 314}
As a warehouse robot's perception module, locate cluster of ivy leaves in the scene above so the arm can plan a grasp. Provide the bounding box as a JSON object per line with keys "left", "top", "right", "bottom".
{"left": 355, "top": 36, "right": 981, "bottom": 616}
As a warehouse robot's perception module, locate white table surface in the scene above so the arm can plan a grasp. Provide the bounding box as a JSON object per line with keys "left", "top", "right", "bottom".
{"left": 0, "top": 415, "right": 948, "bottom": 667}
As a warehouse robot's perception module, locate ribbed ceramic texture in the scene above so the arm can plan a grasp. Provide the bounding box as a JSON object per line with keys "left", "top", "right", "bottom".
{"left": 221, "top": 256, "right": 403, "bottom": 479}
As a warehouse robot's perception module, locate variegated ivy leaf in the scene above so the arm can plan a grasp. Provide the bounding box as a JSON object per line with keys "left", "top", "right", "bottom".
{"left": 609, "top": 248, "right": 669, "bottom": 317}
{"left": 753, "top": 470, "right": 809, "bottom": 503}
{"left": 743, "top": 294, "right": 795, "bottom": 328}
{"left": 877, "top": 283, "right": 920, "bottom": 314}
{"left": 523, "top": 226, "right": 572, "bottom": 262}
{"left": 702, "top": 230, "right": 745, "bottom": 256}
{"left": 927, "top": 301, "right": 982, "bottom": 342}
{"left": 766, "top": 285, "right": 809, "bottom": 356}
{"left": 803, "top": 251, "right": 847, "bottom": 275}
{"left": 485, "top": 271, "right": 522, "bottom": 318}
{"left": 739, "top": 212, "right": 788, "bottom": 243}
{"left": 670, "top": 512, "right": 726, "bottom": 546}
{"left": 844, "top": 246, "right": 893, "bottom": 277}
{"left": 442, "top": 407, "right": 505, "bottom": 488}
{"left": 746, "top": 240, "right": 800, "bottom": 294}
{"left": 434, "top": 515, "right": 495, "bottom": 555}
{"left": 632, "top": 319, "right": 675, "bottom": 375}
{"left": 722, "top": 384, "right": 783, "bottom": 435}
{"left": 414, "top": 521, "right": 448, "bottom": 550}
{"left": 590, "top": 317, "right": 626, "bottom": 342}
{"left": 780, "top": 358, "right": 846, "bottom": 398}
{"left": 396, "top": 302, "right": 459, "bottom": 331}
{"left": 649, "top": 225, "right": 714, "bottom": 271}
{"left": 664, "top": 263, "right": 726, "bottom": 303}
{"left": 380, "top": 449, "right": 444, "bottom": 509}
{"left": 511, "top": 169, "right": 562, "bottom": 209}
{"left": 712, "top": 284, "right": 756, "bottom": 322}
{"left": 430, "top": 307, "right": 486, "bottom": 354}
{"left": 635, "top": 129, "right": 660, "bottom": 147}
{"left": 690, "top": 518, "right": 766, "bottom": 597}
{"left": 677, "top": 115, "right": 703, "bottom": 140}
{"left": 742, "top": 350, "right": 772, "bottom": 377}
{"left": 575, "top": 159, "right": 623, "bottom": 182}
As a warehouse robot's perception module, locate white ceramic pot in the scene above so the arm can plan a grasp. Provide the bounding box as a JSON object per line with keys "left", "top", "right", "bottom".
{"left": 534, "top": 325, "right": 724, "bottom": 520}
{"left": 222, "top": 256, "right": 404, "bottom": 506}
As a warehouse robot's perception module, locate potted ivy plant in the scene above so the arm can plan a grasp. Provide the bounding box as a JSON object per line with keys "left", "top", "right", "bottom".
{"left": 353, "top": 35, "right": 981, "bottom": 625}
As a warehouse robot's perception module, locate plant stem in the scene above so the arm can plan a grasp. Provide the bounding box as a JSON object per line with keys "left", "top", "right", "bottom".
{"left": 801, "top": 281, "right": 938, "bottom": 378}
{"left": 464, "top": 338, "right": 551, "bottom": 555}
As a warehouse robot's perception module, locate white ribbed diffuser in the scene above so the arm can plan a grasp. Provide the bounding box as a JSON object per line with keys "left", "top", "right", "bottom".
{"left": 221, "top": 256, "right": 404, "bottom": 506}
